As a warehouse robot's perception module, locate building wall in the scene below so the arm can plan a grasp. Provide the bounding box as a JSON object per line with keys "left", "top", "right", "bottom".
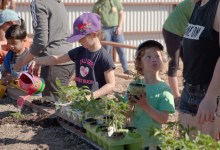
{"left": 15, "top": 0, "right": 183, "bottom": 62}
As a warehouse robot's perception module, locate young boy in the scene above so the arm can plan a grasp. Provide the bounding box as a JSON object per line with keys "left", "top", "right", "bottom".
{"left": 1, "top": 24, "right": 28, "bottom": 85}
{"left": 125, "top": 40, "right": 175, "bottom": 149}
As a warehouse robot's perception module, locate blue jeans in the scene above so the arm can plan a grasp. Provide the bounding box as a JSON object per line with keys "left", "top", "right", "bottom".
{"left": 103, "top": 26, "right": 128, "bottom": 71}
{"left": 179, "top": 83, "right": 208, "bottom": 116}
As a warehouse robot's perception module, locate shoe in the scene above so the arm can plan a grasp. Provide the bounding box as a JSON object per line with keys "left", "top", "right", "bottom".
{"left": 124, "top": 70, "right": 133, "bottom": 75}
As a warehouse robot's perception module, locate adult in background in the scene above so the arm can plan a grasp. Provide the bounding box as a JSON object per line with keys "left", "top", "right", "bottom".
{"left": 179, "top": 0, "right": 220, "bottom": 139}
{"left": 14, "top": 0, "right": 75, "bottom": 101}
{"left": 0, "top": 0, "right": 16, "bottom": 41}
{"left": 0, "top": 9, "right": 31, "bottom": 64}
{"left": 92, "top": 0, "right": 132, "bottom": 75}
{"left": 162, "top": 0, "right": 194, "bottom": 106}
{"left": 0, "top": 0, "right": 15, "bottom": 10}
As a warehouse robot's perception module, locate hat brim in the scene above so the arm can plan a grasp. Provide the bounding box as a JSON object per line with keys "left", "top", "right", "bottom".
{"left": 67, "top": 34, "right": 85, "bottom": 43}
{"left": 137, "top": 40, "right": 163, "bottom": 51}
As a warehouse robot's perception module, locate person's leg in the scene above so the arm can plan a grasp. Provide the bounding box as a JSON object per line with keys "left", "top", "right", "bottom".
{"left": 162, "top": 28, "right": 182, "bottom": 104}
{"left": 40, "top": 64, "right": 75, "bottom": 101}
{"left": 112, "top": 27, "right": 131, "bottom": 74}
{"left": 103, "top": 27, "right": 113, "bottom": 54}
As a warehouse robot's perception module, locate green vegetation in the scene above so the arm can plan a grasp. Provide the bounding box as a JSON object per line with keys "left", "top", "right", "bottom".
{"left": 152, "top": 122, "right": 220, "bottom": 150}
{"left": 10, "top": 111, "right": 23, "bottom": 119}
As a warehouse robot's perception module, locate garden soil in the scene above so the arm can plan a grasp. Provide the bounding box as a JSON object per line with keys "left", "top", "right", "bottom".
{"left": 0, "top": 63, "right": 182, "bottom": 150}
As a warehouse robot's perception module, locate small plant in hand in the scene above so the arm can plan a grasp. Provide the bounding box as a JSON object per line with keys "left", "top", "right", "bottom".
{"left": 129, "top": 72, "right": 145, "bottom": 100}
{"left": 152, "top": 121, "right": 220, "bottom": 149}
{"left": 10, "top": 111, "right": 23, "bottom": 119}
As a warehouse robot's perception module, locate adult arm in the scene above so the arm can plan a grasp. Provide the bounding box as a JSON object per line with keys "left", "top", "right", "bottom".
{"left": 116, "top": 10, "right": 124, "bottom": 35}
{"left": 14, "top": 1, "right": 49, "bottom": 71}
{"left": 92, "top": 68, "right": 115, "bottom": 99}
{"left": 29, "top": 0, "right": 49, "bottom": 56}
{"left": 196, "top": 2, "right": 220, "bottom": 124}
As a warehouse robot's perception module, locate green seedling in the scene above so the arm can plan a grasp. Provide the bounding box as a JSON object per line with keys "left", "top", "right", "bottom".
{"left": 10, "top": 111, "right": 23, "bottom": 119}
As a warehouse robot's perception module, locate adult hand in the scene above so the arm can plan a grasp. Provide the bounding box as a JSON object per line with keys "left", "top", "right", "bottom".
{"left": 115, "top": 26, "right": 122, "bottom": 35}
{"left": 210, "top": 116, "right": 220, "bottom": 140}
{"left": 196, "top": 98, "right": 217, "bottom": 124}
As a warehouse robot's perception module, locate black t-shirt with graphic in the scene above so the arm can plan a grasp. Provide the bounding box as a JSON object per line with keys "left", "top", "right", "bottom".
{"left": 68, "top": 46, "right": 115, "bottom": 91}
{"left": 182, "top": 0, "right": 220, "bottom": 85}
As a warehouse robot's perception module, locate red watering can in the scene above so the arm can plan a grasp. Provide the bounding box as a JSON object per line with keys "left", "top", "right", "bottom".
{"left": 17, "top": 71, "right": 45, "bottom": 110}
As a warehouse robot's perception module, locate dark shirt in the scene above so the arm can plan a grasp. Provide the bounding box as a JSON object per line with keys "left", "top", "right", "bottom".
{"left": 182, "top": 0, "right": 220, "bottom": 85}
{"left": 68, "top": 46, "right": 115, "bottom": 90}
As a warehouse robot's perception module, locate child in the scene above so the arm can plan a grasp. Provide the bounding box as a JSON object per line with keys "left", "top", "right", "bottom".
{"left": 124, "top": 40, "right": 175, "bottom": 149}
{"left": 33, "top": 13, "right": 115, "bottom": 100}
{"left": 0, "top": 9, "right": 31, "bottom": 64}
{"left": 1, "top": 24, "right": 28, "bottom": 85}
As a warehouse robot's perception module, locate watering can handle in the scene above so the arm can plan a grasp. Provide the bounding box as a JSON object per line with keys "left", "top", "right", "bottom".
{"left": 28, "top": 65, "right": 39, "bottom": 76}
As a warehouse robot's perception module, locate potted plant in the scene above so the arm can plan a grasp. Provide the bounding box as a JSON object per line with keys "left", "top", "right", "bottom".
{"left": 105, "top": 95, "right": 129, "bottom": 139}
{"left": 55, "top": 78, "right": 91, "bottom": 127}
{"left": 128, "top": 72, "right": 145, "bottom": 100}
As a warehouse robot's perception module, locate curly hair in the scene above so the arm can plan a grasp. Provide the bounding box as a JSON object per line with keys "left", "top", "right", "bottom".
{"left": 134, "top": 47, "right": 167, "bottom": 76}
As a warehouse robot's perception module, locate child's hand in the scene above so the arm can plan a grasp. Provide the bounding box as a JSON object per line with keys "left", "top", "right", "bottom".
{"left": 2, "top": 75, "right": 13, "bottom": 85}
{"left": 135, "top": 93, "right": 149, "bottom": 109}
{"left": 127, "top": 92, "right": 138, "bottom": 102}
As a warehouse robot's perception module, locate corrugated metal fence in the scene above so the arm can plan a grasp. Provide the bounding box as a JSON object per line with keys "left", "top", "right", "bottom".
{"left": 15, "top": 0, "right": 182, "bottom": 62}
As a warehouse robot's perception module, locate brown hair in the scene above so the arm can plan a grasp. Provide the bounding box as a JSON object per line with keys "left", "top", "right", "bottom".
{"left": 134, "top": 47, "right": 167, "bottom": 76}
{"left": 5, "top": 24, "right": 27, "bottom": 40}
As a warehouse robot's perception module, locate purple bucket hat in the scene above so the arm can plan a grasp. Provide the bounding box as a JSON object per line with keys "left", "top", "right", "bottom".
{"left": 67, "top": 13, "right": 101, "bottom": 43}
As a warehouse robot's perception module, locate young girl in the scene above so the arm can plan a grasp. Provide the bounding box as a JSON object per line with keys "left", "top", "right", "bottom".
{"left": 1, "top": 25, "right": 28, "bottom": 85}
{"left": 31, "top": 13, "right": 115, "bottom": 100}
{"left": 125, "top": 40, "right": 175, "bottom": 149}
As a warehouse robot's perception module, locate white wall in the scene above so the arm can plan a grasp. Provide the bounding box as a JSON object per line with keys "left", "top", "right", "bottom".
{"left": 15, "top": 1, "right": 182, "bottom": 62}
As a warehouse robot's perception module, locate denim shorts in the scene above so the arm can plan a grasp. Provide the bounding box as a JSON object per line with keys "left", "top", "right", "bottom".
{"left": 179, "top": 83, "right": 207, "bottom": 116}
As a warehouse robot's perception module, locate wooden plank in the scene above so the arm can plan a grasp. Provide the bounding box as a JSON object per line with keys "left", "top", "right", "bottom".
{"left": 101, "top": 41, "right": 137, "bottom": 50}
{"left": 115, "top": 73, "right": 133, "bottom": 80}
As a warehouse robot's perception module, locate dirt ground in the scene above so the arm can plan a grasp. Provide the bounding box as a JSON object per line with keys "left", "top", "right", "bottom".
{"left": 0, "top": 63, "right": 182, "bottom": 150}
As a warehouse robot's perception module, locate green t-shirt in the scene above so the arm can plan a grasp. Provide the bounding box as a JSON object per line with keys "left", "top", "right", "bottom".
{"left": 92, "top": 0, "right": 123, "bottom": 27}
{"left": 163, "top": 0, "right": 195, "bottom": 36}
{"left": 124, "top": 81, "right": 175, "bottom": 147}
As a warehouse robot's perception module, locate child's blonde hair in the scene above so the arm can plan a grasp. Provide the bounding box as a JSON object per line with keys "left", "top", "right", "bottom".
{"left": 134, "top": 40, "right": 168, "bottom": 75}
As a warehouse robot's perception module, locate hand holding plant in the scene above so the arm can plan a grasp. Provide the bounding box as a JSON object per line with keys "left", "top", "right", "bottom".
{"left": 135, "top": 93, "right": 150, "bottom": 110}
